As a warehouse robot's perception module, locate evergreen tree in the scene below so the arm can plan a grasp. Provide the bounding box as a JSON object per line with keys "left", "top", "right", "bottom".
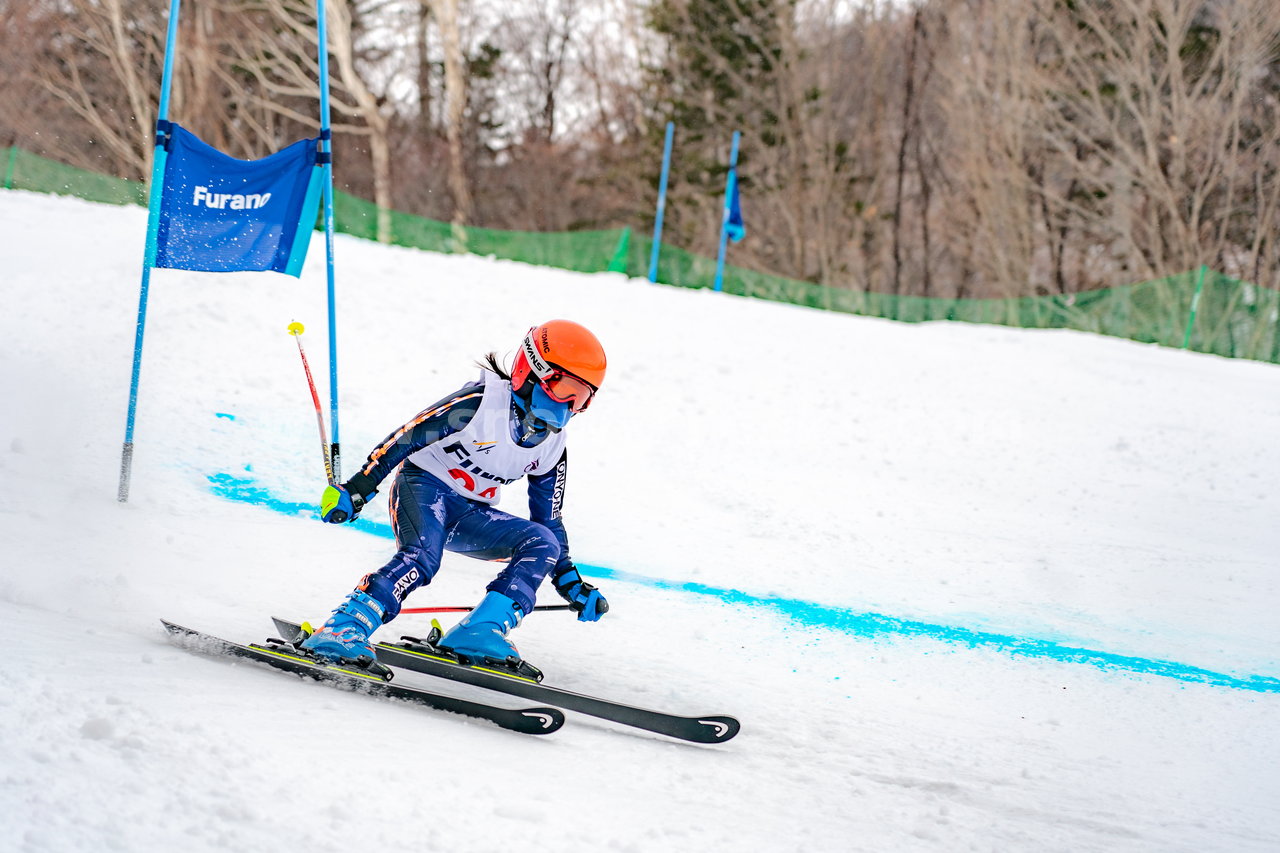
{"left": 645, "top": 0, "right": 792, "bottom": 245}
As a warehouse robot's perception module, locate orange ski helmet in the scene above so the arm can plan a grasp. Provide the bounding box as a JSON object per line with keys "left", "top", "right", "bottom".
{"left": 511, "top": 320, "right": 606, "bottom": 413}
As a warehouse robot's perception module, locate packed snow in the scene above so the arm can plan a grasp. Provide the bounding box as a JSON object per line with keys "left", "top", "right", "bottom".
{"left": 1, "top": 188, "right": 1278, "bottom": 852}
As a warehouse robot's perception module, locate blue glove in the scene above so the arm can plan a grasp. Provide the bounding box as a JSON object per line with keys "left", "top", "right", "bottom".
{"left": 552, "top": 564, "right": 609, "bottom": 622}
{"left": 320, "top": 482, "right": 373, "bottom": 524}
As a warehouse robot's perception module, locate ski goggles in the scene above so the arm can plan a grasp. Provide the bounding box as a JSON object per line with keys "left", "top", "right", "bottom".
{"left": 537, "top": 370, "right": 596, "bottom": 413}
{"left": 520, "top": 330, "right": 597, "bottom": 412}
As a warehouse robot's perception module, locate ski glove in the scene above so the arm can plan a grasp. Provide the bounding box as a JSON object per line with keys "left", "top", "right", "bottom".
{"left": 320, "top": 476, "right": 377, "bottom": 524}
{"left": 552, "top": 564, "right": 609, "bottom": 622}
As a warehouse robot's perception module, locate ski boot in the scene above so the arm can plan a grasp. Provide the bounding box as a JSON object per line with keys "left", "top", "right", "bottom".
{"left": 300, "top": 590, "right": 386, "bottom": 671}
{"left": 437, "top": 591, "right": 526, "bottom": 665}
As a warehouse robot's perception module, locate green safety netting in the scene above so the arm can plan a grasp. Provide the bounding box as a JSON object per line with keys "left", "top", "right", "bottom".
{"left": 635, "top": 243, "right": 1279, "bottom": 364}
{"left": 332, "top": 191, "right": 632, "bottom": 274}
{"left": 4, "top": 146, "right": 147, "bottom": 206}
{"left": 5, "top": 145, "right": 1277, "bottom": 365}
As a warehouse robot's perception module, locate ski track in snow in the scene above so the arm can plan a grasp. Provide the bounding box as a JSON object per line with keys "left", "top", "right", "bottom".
{"left": 2, "top": 189, "right": 1279, "bottom": 852}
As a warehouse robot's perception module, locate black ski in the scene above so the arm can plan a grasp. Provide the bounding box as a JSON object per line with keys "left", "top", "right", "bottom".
{"left": 272, "top": 618, "right": 740, "bottom": 744}
{"left": 161, "top": 620, "right": 564, "bottom": 735}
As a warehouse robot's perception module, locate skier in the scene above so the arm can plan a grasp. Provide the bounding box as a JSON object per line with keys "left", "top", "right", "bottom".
{"left": 301, "top": 319, "right": 609, "bottom": 669}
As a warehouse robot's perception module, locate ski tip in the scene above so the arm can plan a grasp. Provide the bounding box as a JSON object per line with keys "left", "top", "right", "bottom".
{"left": 160, "top": 619, "right": 193, "bottom": 637}
{"left": 694, "top": 715, "right": 741, "bottom": 743}
{"left": 520, "top": 707, "right": 566, "bottom": 735}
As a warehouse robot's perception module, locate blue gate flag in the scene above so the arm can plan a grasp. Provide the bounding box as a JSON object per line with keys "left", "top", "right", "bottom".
{"left": 727, "top": 169, "right": 747, "bottom": 240}
{"left": 151, "top": 123, "right": 323, "bottom": 277}
{"left": 713, "top": 130, "right": 742, "bottom": 293}
{"left": 725, "top": 170, "right": 745, "bottom": 243}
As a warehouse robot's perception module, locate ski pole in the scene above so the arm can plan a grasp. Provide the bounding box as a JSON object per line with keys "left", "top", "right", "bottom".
{"left": 288, "top": 321, "right": 336, "bottom": 486}
{"left": 400, "top": 604, "right": 573, "bottom": 615}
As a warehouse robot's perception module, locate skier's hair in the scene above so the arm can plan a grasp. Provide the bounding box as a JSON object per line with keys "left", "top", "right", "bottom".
{"left": 478, "top": 352, "right": 512, "bottom": 380}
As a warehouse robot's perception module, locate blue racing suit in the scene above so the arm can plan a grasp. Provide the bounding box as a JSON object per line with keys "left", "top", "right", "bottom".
{"left": 340, "top": 380, "right": 573, "bottom": 621}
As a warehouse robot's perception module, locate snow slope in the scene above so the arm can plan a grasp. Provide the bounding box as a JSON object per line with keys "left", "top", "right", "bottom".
{"left": 1, "top": 188, "right": 1278, "bottom": 852}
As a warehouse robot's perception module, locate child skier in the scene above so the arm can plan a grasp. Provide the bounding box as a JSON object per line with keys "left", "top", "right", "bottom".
{"left": 301, "top": 319, "right": 609, "bottom": 669}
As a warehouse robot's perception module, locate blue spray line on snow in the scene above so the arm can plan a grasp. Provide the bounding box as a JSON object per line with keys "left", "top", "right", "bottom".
{"left": 208, "top": 472, "right": 1280, "bottom": 695}
{"left": 586, "top": 565, "right": 1280, "bottom": 694}
{"left": 208, "top": 472, "right": 395, "bottom": 540}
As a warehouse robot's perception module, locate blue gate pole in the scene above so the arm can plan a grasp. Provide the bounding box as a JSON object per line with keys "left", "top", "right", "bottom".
{"left": 713, "top": 130, "right": 740, "bottom": 294}
{"left": 118, "top": 0, "right": 183, "bottom": 502}
{"left": 316, "top": 0, "right": 341, "bottom": 481}
{"left": 647, "top": 121, "right": 674, "bottom": 283}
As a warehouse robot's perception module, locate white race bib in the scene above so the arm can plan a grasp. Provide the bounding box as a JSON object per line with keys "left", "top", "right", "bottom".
{"left": 407, "top": 370, "right": 567, "bottom": 504}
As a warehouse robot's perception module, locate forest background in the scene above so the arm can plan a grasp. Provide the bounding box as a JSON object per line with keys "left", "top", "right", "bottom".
{"left": 2, "top": 0, "right": 1279, "bottom": 299}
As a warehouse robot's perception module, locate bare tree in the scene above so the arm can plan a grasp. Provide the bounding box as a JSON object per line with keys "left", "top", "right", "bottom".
{"left": 493, "top": 0, "right": 580, "bottom": 143}
{"left": 9, "top": 0, "right": 1279, "bottom": 301}
{"left": 434, "top": 0, "right": 473, "bottom": 235}
{"left": 803, "top": 3, "right": 902, "bottom": 293}
{"left": 328, "top": 0, "right": 395, "bottom": 242}
{"left": 1030, "top": 0, "right": 1280, "bottom": 287}
{"left": 14, "top": 0, "right": 169, "bottom": 180}
{"left": 0, "top": 0, "right": 70, "bottom": 153}
{"left": 201, "top": 0, "right": 398, "bottom": 241}
{"left": 930, "top": 0, "right": 1043, "bottom": 298}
